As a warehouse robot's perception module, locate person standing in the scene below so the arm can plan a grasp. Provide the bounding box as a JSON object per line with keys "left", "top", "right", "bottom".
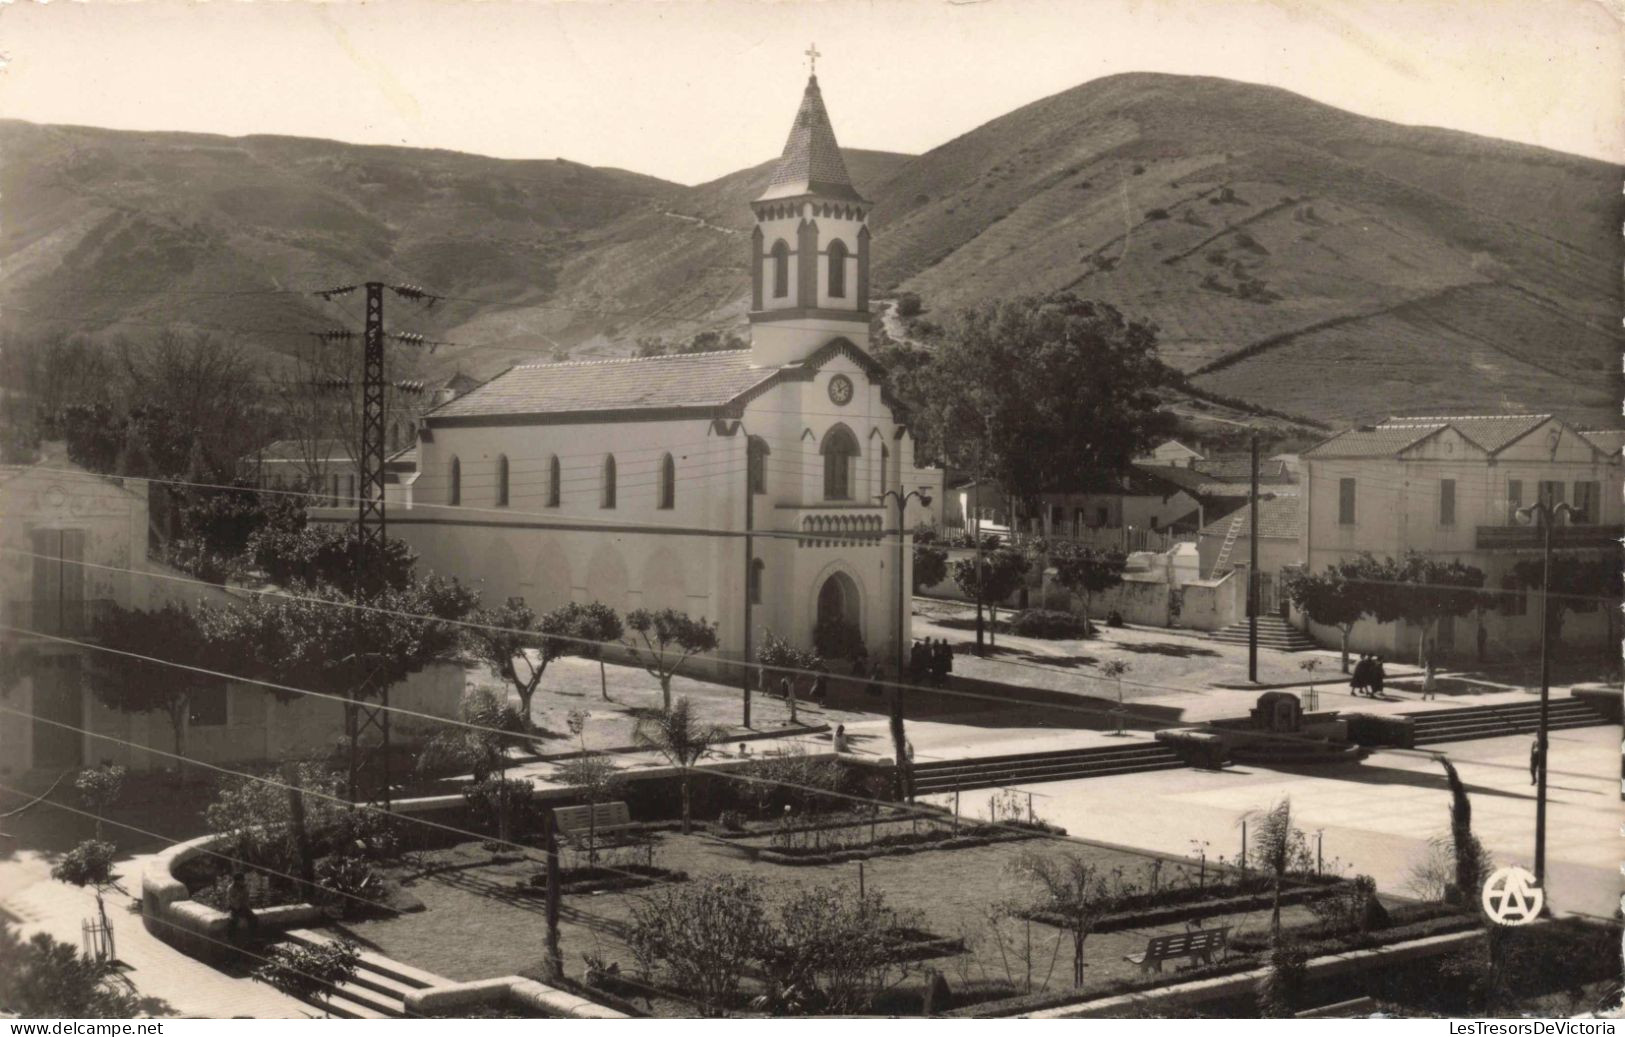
{"left": 226, "top": 871, "right": 258, "bottom": 938}
{"left": 1371, "top": 655, "right": 1386, "bottom": 698}
{"left": 1351, "top": 655, "right": 1371, "bottom": 697}
{"left": 1529, "top": 738, "right": 1544, "bottom": 786}
{"left": 866, "top": 662, "right": 885, "bottom": 700}
{"left": 811, "top": 666, "right": 828, "bottom": 704}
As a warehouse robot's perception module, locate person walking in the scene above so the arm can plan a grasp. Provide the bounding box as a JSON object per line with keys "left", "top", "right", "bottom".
{"left": 1529, "top": 738, "right": 1543, "bottom": 786}
{"left": 811, "top": 666, "right": 828, "bottom": 704}
{"left": 930, "top": 640, "right": 949, "bottom": 687}
{"left": 1350, "top": 654, "right": 1371, "bottom": 697}
{"left": 1371, "top": 655, "right": 1387, "bottom": 698}
{"left": 226, "top": 871, "right": 258, "bottom": 938}
{"left": 832, "top": 723, "right": 849, "bottom": 754}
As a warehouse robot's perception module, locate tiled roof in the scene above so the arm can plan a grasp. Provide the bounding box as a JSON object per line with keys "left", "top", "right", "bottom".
{"left": 758, "top": 76, "right": 864, "bottom": 203}
{"left": 1131, "top": 464, "right": 1274, "bottom": 499}
{"left": 1191, "top": 457, "right": 1291, "bottom": 481}
{"left": 1305, "top": 414, "right": 1557, "bottom": 459}
{"left": 1200, "top": 494, "right": 1301, "bottom": 540}
{"left": 1580, "top": 428, "right": 1625, "bottom": 455}
{"left": 427, "top": 350, "right": 778, "bottom": 421}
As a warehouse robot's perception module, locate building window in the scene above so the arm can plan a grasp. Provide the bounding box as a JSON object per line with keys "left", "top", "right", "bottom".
{"left": 658, "top": 453, "right": 675, "bottom": 510}
{"left": 1538, "top": 480, "right": 1565, "bottom": 509}
{"left": 1439, "top": 479, "right": 1455, "bottom": 527}
{"left": 188, "top": 686, "right": 228, "bottom": 728}
{"left": 344, "top": 474, "right": 356, "bottom": 504}
{"left": 748, "top": 437, "right": 769, "bottom": 495}
{"left": 330, "top": 473, "right": 341, "bottom": 507}
{"left": 1507, "top": 479, "right": 1522, "bottom": 524}
{"left": 1573, "top": 480, "right": 1600, "bottom": 523}
{"left": 771, "top": 240, "right": 790, "bottom": 298}
{"left": 547, "top": 455, "right": 561, "bottom": 507}
{"left": 496, "top": 454, "right": 510, "bottom": 507}
{"left": 749, "top": 558, "right": 764, "bottom": 605}
{"left": 449, "top": 456, "right": 461, "bottom": 506}
{"left": 1095, "top": 506, "right": 1108, "bottom": 527}
{"left": 820, "top": 424, "right": 859, "bottom": 500}
{"left": 1501, "top": 575, "right": 1527, "bottom": 616}
{"left": 827, "top": 239, "right": 848, "bottom": 298}
{"left": 601, "top": 454, "right": 617, "bottom": 509}
{"left": 1150, "top": 515, "right": 1161, "bottom": 531}
{"left": 1338, "top": 477, "right": 1356, "bottom": 525}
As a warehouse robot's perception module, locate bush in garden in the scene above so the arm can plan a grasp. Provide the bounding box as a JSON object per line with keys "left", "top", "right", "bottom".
{"left": 1255, "top": 944, "right": 1307, "bottom": 1017}
{"left": 1009, "top": 609, "right": 1088, "bottom": 639}
{"left": 204, "top": 761, "right": 346, "bottom": 876}
{"left": 1305, "top": 874, "right": 1387, "bottom": 935}
{"left": 628, "top": 874, "right": 773, "bottom": 1016}
{"left": 895, "top": 293, "right": 923, "bottom": 318}
{"left": 1105, "top": 610, "right": 1125, "bottom": 627}
{"left": 254, "top": 939, "right": 361, "bottom": 1015}
{"left": 314, "top": 855, "right": 381, "bottom": 917}
{"left": 762, "top": 883, "right": 921, "bottom": 1014}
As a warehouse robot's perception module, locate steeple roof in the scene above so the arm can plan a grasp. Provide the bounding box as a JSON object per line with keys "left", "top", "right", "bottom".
{"left": 757, "top": 75, "right": 865, "bottom": 203}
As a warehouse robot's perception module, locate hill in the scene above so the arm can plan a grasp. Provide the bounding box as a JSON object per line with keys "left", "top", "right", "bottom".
{"left": 4, "top": 72, "right": 1620, "bottom": 427}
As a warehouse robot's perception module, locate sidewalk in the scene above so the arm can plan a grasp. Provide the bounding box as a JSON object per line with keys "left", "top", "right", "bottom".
{"left": 0, "top": 851, "right": 312, "bottom": 1018}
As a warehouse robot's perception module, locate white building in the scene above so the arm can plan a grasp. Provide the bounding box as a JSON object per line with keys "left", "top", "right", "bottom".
{"left": 386, "top": 73, "right": 923, "bottom": 670}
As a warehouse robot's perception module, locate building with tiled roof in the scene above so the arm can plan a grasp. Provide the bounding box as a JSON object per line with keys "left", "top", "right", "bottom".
{"left": 1296, "top": 413, "right": 1621, "bottom": 660}
{"left": 367, "top": 68, "right": 925, "bottom": 669}
{"left": 1196, "top": 494, "right": 1301, "bottom": 580}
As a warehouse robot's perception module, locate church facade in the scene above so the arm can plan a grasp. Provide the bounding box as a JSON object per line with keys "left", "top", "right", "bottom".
{"left": 386, "top": 74, "right": 924, "bottom": 673}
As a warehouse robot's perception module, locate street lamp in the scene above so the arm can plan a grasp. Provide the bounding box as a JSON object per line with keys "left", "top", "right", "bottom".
{"left": 878, "top": 486, "right": 933, "bottom": 801}
{"left": 1514, "top": 497, "right": 1576, "bottom": 888}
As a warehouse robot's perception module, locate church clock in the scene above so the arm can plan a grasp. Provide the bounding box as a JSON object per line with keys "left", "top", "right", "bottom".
{"left": 828, "top": 374, "right": 854, "bottom": 406}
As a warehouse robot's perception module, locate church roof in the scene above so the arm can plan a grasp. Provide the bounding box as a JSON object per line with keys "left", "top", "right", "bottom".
{"left": 427, "top": 350, "right": 779, "bottom": 422}
{"left": 757, "top": 75, "right": 865, "bottom": 204}
{"left": 1304, "top": 414, "right": 1571, "bottom": 459}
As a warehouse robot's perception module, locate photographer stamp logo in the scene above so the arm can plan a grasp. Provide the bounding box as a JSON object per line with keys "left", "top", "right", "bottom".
{"left": 1481, "top": 866, "right": 1543, "bottom": 925}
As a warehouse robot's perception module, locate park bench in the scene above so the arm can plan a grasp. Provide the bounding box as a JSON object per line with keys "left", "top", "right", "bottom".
{"left": 1123, "top": 926, "right": 1229, "bottom": 973}
{"left": 552, "top": 801, "right": 635, "bottom": 851}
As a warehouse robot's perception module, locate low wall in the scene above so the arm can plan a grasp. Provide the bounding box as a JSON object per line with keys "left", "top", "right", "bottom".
{"left": 1177, "top": 573, "right": 1245, "bottom": 632}
{"left": 404, "top": 976, "right": 626, "bottom": 1019}
{"left": 140, "top": 833, "right": 325, "bottom": 962}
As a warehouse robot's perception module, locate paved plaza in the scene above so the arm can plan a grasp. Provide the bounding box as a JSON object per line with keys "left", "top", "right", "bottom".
{"left": 925, "top": 725, "right": 1620, "bottom": 920}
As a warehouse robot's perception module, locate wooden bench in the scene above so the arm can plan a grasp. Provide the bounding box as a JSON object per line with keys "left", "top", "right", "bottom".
{"left": 552, "top": 802, "right": 634, "bottom": 848}
{"left": 1123, "top": 927, "right": 1229, "bottom": 973}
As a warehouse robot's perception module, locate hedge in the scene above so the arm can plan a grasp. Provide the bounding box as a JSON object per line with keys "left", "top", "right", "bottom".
{"left": 1010, "top": 609, "right": 1090, "bottom": 639}
{"left": 1341, "top": 713, "right": 1415, "bottom": 749}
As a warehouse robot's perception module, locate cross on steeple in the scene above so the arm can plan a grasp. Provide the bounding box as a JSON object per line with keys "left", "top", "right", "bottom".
{"left": 805, "top": 43, "right": 821, "bottom": 75}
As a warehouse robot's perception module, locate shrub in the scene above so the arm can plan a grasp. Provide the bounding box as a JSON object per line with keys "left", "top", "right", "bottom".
{"left": 1144, "top": 208, "right": 1169, "bottom": 220}
{"left": 1105, "top": 610, "right": 1124, "bottom": 628}
{"left": 1009, "top": 609, "right": 1088, "bottom": 639}
{"left": 628, "top": 875, "right": 772, "bottom": 1016}
{"left": 315, "top": 855, "right": 381, "bottom": 917}
{"left": 254, "top": 939, "right": 361, "bottom": 1013}
{"left": 895, "top": 293, "right": 923, "bottom": 318}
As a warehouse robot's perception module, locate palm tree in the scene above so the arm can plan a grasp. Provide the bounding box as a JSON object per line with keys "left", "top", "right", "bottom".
{"left": 634, "top": 697, "right": 727, "bottom": 834}
{"left": 1247, "top": 797, "right": 1306, "bottom": 942}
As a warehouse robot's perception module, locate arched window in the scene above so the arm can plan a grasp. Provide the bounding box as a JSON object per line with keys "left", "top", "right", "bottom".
{"left": 747, "top": 436, "right": 770, "bottom": 495}
{"left": 496, "top": 454, "right": 510, "bottom": 507}
{"left": 820, "top": 424, "right": 860, "bottom": 501}
{"left": 601, "top": 454, "right": 617, "bottom": 509}
{"left": 770, "top": 240, "right": 790, "bottom": 298}
{"left": 749, "top": 558, "right": 764, "bottom": 605}
{"left": 827, "top": 239, "right": 848, "bottom": 298}
{"left": 449, "top": 456, "right": 461, "bottom": 506}
{"left": 547, "top": 455, "right": 561, "bottom": 507}
{"left": 658, "top": 453, "right": 675, "bottom": 510}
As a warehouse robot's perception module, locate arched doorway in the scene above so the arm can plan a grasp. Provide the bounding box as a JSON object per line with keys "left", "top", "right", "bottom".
{"left": 814, "top": 570, "right": 864, "bottom": 660}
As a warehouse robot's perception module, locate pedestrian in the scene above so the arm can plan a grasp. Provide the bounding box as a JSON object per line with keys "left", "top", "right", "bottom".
{"left": 1420, "top": 656, "right": 1437, "bottom": 700}
{"left": 1371, "top": 655, "right": 1386, "bottom": 698}
{"left": 779, "top": 676, "right": 792, "bottom": 700}
{"left": 226, "top": 871, "right": 258, "bottom": 938}
{"left": 865, "top": 662, "right": 885, "bottom": 699}
{"left": 929, "top": 640, "right": 948, "bottom": 687}
{"left": 908, "top": 640, "right": 927, "bottom": 683}
{"left": 1529, "top": 738, "right": 1543, "bottom": 786}
{"left": 941, "top": 639, "right": 954, "bottom": 685}
{"left": 833, "top": 723, "right": 849, "bottom": 754}
{"left": 1350, "top": 654, "right": 1371, "bottom": 697}
{"left": 811, "top": 666, "right": 828, "bottom": 703}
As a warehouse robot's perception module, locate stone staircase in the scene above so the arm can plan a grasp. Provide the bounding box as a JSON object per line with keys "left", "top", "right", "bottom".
{"left": 1406, "top": 697, "right": 1609, "bottom": 746}
{"left": 276, "top": 928, "right": 451, "bottom": 1019}
{"left": 912, "top": 740, "right": 1185, "bottom": 796}
{"left": 1208, "top": 615, "right": 1319, "bottom": 652}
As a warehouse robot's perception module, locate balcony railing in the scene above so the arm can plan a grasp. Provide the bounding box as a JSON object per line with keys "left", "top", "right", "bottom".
{"left": 4, "top": 599, "right": 114, "bottom": 637}
{"left": 1474, "top": 524, "right": 1623, "bottom": 552}
{"left": 771, "top": 504, "right": 889, "bottom": 547}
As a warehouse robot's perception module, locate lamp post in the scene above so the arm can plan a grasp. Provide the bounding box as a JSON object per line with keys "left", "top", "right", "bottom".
{"left": 879, "top": 486, "right": 933, "bottom": 802}
{"left": 1514, "top": 497, "right": 1575, "bottom": 888}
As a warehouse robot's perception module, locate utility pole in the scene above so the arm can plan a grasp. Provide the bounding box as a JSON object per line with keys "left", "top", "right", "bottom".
{"left": 741, "top": 437, "right": 755, "bottom": 728}
{"left": 1515, "top": 497, "right": 1574, "bottom": 888}
{"left": 1248, "top": 432, "right": 1260, "bottom": 683}
{"left": 972, "top": 480, "right": 986, "bottom": 656}
{"left": 879, "top": 486, "right": 931, "bottom": 802}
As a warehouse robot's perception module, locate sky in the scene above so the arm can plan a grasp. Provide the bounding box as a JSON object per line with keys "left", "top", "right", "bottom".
{"left": 1, "top": 0, "right": 1620, "bottom": 185}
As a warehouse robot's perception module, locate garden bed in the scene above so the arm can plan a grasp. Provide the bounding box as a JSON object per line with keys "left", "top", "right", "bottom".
{"left": 177, "top": 854, "right": 425, "bottom": 919}
{"left": 737, "top": 822, "right": 1055, "bottom": 867}
{"left": 1023, "top": 874, "right": 1352, "bottom": 933}
{"left": 520, "top": 864, "right": 689, "bottom": 897}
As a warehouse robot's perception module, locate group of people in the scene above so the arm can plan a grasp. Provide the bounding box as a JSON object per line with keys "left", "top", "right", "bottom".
{"left": 908, "top": 638, "right": 954, "bottom": 687}
{"left": 1349, "top": 653, "right": 1388, "bottom": 698}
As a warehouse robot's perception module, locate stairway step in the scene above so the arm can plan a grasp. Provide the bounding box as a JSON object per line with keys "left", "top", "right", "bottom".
{"left": 914, "top": 744, "right": 1176, "bottom": 774}
{"left": 915, "top": 757, "right": 1187, "bottom": 794}
{"left": 284, "top": 929, "right": 448, "bottom": 991}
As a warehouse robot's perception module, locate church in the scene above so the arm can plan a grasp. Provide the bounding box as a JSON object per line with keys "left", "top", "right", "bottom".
{"left": 388, "top": 71, "right": 929, "bottom": 675}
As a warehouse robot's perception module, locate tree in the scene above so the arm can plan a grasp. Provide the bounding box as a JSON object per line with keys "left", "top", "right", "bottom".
{"left": 912, "top": 539, "right": 949, "bottom": 593}
{"left": 624, "top": 609, "right": 719, "bottom": 712}
{"left": 1009, "top": 850, "right": 1114, "bottom": 987}
{"left": 951, "top": 549, "right": 1030, "bottom": 647}
{"left": 1396, "top": 553, "right": 1486, "bottom": 667}
{"left": 50, "top": 840, "right": 120, "bottom": 946}
{"left": 764, "top": 883, "right": 920, "bottom": 1014}
{"left": 90, "top": 604, "right": 224, "bottom": 769}
{"left": 248, "top": 522, "right": 417, "bottom": 597}
{"left": 1439, "top": 758, "right": 1491, "bottom": 906}
{"left": 921, "top": 293, "right": 1174, "bottom": 515}
{"left": 168, "top": 483, "right": 304, "bottom": 585}
{"left": 0, "top": 924, "right": 166, "bottom": 1017}
{"left": 117, "top": 329, "right": 267, "bottom": 482}
{"left": 755, "top": 631, "right": 821, "bottom": 725}
{"left": 1511, "top": 551, "right": 1619, "bottom": 648}
{"left": 74, "top": 765, "right": 125, "bottom": 838}
{"left": 1282, "top": 564, "right": 1367, "bottom": 673}
{"left": 553, "top": 601, "right": 624, "bottom": 701}
{"left": 628, "top": 874, "right": 772, "bottom": 1017}
{"left": 1247, "top": 797, "right": 1310, "bottom": 942}
{"left": 633, "top": 696, "right": 726, "bottom": 834}
{"left": 1050, "top": 543, "right": 1125, "bottom": 632}
{"left": 254, "top": 939, "right": 361, "bottom": 1017}
{"left": 466, "top": 598, "right": 570, "bottom": 728}
{"left": 553, "top": 754, "right": 624, "bottom": 865}
{"left": 204, "top": 761, "right": 348, "bottom": 879}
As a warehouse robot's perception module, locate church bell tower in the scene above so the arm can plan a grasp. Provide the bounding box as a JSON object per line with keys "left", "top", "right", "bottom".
{"left": 749, "top": 63, "right": 871, "bottom": 368}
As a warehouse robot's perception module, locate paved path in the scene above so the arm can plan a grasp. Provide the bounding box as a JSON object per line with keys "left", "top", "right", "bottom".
{"left": 0, "top": 852, "right": 312, "bottom": 1018}
{"left": 925, "top": 725, "right": 1620, "bottom": 920}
